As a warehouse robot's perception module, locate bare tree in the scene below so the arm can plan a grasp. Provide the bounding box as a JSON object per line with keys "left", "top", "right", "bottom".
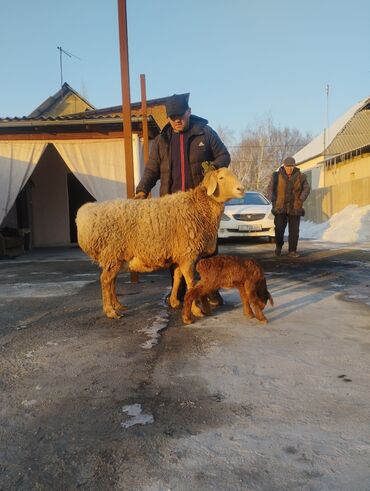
{"left": 229, "top": 117, "right": 311, "bottom": 195}
{"left": 216, "top": 126, "right": 236, "bottom": 149}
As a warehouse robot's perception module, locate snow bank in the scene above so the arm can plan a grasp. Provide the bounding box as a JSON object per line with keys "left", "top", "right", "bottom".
{"left": 300, "top": 204, "right": 370, "bottom": 243}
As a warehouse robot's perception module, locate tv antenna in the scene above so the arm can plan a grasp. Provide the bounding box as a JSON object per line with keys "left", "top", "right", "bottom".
{"left": 323, "top": 84, "right": 330, "bottom": 159}
{"left": 57, "top": 46, "right": 82, "bottom": 87}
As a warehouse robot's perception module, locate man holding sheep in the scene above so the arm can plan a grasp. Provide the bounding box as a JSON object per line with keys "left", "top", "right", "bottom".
{"left": 135, "top": 94, "right": 231, "bottom": 197}
{"left": 135, "top": 94, "right": 231, "bottom": 304}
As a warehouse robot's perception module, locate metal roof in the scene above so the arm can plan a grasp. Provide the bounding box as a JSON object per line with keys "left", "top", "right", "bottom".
{"left": 72, "top": 92, "right": 190, "bottom": 117}
{"left": 294, "top": 96, "right": 370, "bottom": 164}
{"left": 0, "top": 113, "right": 124, "bottom": 125}
{"left": 0, "top": 113, "right": 160, "bottom": 138}
{"left": 326, "top": 109, "right": 370, "bottom": 155}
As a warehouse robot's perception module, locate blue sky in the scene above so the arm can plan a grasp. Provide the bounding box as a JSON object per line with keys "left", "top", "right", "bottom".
{"left": 1, "top": 0, "right": 369, "bottom": 138}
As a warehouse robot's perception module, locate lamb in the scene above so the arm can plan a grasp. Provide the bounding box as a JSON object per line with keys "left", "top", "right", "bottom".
{"left": 182, "top": 255, "right": 274, "bottom": 325}
{"left": 76, "top": 167, "right": 244, "bottom": 319}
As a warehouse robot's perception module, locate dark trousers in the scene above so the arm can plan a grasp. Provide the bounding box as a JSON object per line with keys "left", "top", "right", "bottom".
{"left": 274, "top": 214, "right": 301, "bottom": 252}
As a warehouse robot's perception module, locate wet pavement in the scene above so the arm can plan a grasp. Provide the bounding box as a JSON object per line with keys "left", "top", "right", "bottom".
{"left": 0, "top": 240, "right": 369, "bottom": 490}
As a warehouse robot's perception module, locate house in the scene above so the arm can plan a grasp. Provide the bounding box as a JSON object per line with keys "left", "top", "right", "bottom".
{"left": 0, "top": 84, "right": 186, "bottom": 250}
{"left": 294, "top": 96, "right": 370, "bottom": 222}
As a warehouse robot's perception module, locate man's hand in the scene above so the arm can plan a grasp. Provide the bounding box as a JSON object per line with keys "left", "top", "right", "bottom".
{"left": 134, "top": 192, "right": 147, "bottom": 200}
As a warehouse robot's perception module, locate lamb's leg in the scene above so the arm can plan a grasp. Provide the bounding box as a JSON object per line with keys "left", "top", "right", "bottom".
{"left": 199, "top": 295, "right": 212, "bottom": 316}
{"left": 182, "top": 282, "right": 210, "bottom": 324}
{"left": 169, "top": 266, "right": 182, "bottom": 309}
{"left": 182, "top": 287, "right": 197, "bottom": 324}
{"left": 249, "top": 288, "right": 268, "bottom": 324}
{"left": 100, "top": 263, "right": 123, "bottom": 319}
{"left": 179, "top": 263, "right": 203, "bottom": 318}
{"left": 238, "top": 284, "right": 254, "bottom": 319}
{"left": 111, "top": 275, "right": 128, "bottom": 312}
{"left": 182, "top": 281, "right": 211, "bottom": 324}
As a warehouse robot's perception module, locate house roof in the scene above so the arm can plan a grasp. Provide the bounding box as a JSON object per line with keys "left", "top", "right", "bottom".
{"left": 73, "top": 93, "right": 190, "bottom": 129}
{"left": 28, "top": 82, "right": 95, "bottom": 118}
{"left": 294, "top": 96, "right": 370, "bottom": 164}
{"left": 0, "top": 84, "right": 188, "bottom": 138}
{"left": 81, "top": 93, "right": 190, "bottom": 117}
{"left": 0, "top": 113, "right": 134, "bottom": 125}
{"left": 0, "top": 113, "right": 160, "bottom": 138}
{"left": 326, "top": 109, "right": 370, "bottom": 155}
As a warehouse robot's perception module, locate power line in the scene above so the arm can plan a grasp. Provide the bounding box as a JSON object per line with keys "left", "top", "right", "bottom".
{"left": 232, "top": 160, "right": 279, "bottom": 164}
{"left": 228, "top": 143, "right": 306, "bottom": 149}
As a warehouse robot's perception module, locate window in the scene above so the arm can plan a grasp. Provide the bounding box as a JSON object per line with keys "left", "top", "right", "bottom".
{"left": 226, "top": 192, "right": 270, "bottom": 206}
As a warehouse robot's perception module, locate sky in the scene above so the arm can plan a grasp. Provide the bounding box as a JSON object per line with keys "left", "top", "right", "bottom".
{"left": 1, "top": 0, "right": 369, "bottom": 139}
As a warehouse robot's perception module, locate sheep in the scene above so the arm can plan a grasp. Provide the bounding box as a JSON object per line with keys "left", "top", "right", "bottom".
{"left": 76, "top": 167, "right": 244, "bottom": 319}
{"left": 182, "top": 255, "right": 274, "bottom": 325}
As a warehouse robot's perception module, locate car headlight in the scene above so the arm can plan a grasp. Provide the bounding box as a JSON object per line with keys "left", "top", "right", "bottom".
{"left": 221, "top": 213, "right": 231, "bottom": 221}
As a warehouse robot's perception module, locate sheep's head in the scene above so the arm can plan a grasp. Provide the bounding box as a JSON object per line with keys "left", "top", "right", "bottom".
{"left": 202, "top": 167, "right": 244, "bottom": 203}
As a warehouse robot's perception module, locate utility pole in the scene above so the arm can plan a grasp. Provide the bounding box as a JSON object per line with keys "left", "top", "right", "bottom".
{"left": 140, "top": 74, "right": 149, "bottom": 163}
{"left": 323, "top": 84, "right": 330, "bottom": 160}
{"left": 117, "top": 0, "right": 137, "bottom": 283}
{"left": 117, "top": 0, "right": 135, "bottom": 199}
{"left": 256, "top": 137, "right": 265, "bottom": 191}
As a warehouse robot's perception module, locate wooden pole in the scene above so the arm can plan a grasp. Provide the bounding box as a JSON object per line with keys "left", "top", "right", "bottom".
{"left": 117, "top": 0, "right": 138, "bottom": 283}
{"left": 140, "top": 74, "right": 149, "bottom": 163}
{"left": 117, "top": 0, "right": 135, "bottom": 199}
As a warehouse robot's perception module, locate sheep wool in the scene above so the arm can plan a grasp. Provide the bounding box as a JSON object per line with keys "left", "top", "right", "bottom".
{"left": 76, "top": 167, "right": 244, "bottom": 318}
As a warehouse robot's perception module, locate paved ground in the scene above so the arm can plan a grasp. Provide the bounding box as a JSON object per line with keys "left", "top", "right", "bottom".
{"left": 0, "top": 240, "right": 369, "bottom": 491}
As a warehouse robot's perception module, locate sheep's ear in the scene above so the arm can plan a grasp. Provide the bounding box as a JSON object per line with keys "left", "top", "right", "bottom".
{"left": 203, "top": 172, "right": 218, "bottom": 196}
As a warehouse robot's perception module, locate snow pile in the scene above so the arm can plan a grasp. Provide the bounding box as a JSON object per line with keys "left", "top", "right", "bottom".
{"left": 300, "top": 204, "right": 370, "bottom": 243}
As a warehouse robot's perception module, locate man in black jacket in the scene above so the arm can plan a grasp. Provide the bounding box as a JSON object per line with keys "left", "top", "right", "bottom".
{"left": 135, "top": 94, "right": 230, "bottom": 303}
{"left": 135, "top": 94, "right": 230, "bottom": 197}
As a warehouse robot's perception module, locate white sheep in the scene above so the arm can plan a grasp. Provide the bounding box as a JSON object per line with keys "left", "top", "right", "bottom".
{"left": 76, "top": 167, "right": 244, "bottom": 319}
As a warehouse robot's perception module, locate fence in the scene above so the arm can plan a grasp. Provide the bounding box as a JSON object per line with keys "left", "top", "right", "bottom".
{"left": 304, "top": 176, "right": 370, "bottom": 223}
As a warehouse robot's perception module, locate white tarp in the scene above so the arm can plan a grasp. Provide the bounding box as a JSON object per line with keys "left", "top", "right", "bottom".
{"left": 0, "top": 141, "right": 47, "bottom": 225}
{"left": 54, "top": 135, "right": 143, "bottom": 202}
{"left": 0, "top": 137, "right": 145, "bottom": 226}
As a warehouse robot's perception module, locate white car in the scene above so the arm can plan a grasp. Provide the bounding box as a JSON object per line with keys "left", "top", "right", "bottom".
{"left": 218, "top": 191, "right": 275, "bottom": 241}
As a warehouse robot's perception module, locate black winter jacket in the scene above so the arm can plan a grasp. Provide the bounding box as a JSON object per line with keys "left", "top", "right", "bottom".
{"left": 135, "top": 115, "right": 230, "bottom": 197}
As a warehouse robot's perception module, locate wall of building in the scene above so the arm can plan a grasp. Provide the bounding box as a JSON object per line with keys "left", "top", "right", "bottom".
{"left": 47, "top": 93, "right": 92, "bottom": 117}
{"left": 299, "top": 155, "right": 324, "bottom": 173}
{"left": 323, "top": 153, "right": 370, "bottom": 186}
{"left": 298, "top": 156, "right": 326, "bottom": 190}
{"left": 31, "top": 144, "right": 71, "bottom": 246}
{"left": 304, "top": 174, "right": 370, "bottom": 223}
{"left": 131, "top": 105, "right": 167, "bottom": 129}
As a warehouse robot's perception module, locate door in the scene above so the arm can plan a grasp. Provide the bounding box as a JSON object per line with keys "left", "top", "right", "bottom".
{"left": 67, "top": 173, "right": 95, "bottom": 243}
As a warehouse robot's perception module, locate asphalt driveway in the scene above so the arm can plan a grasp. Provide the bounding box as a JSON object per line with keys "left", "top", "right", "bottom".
{"left": 0, "top": 240, "right": 369, "bottom": 490}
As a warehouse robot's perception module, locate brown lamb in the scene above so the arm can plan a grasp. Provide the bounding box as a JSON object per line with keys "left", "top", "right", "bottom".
{"left": 182, "top": 255, "right": 274, "bottom": 325}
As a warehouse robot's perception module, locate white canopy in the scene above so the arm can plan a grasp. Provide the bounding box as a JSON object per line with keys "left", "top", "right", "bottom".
{"left": 0, "top": 141, "right": 47, "bottom": 226}
{"left": 0, "top": 136, "right": 144, "bottom": 226}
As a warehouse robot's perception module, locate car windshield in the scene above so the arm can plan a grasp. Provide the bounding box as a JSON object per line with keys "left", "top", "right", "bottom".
{"left": 226, "top": 193, "right": 270, "bottom": 206}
